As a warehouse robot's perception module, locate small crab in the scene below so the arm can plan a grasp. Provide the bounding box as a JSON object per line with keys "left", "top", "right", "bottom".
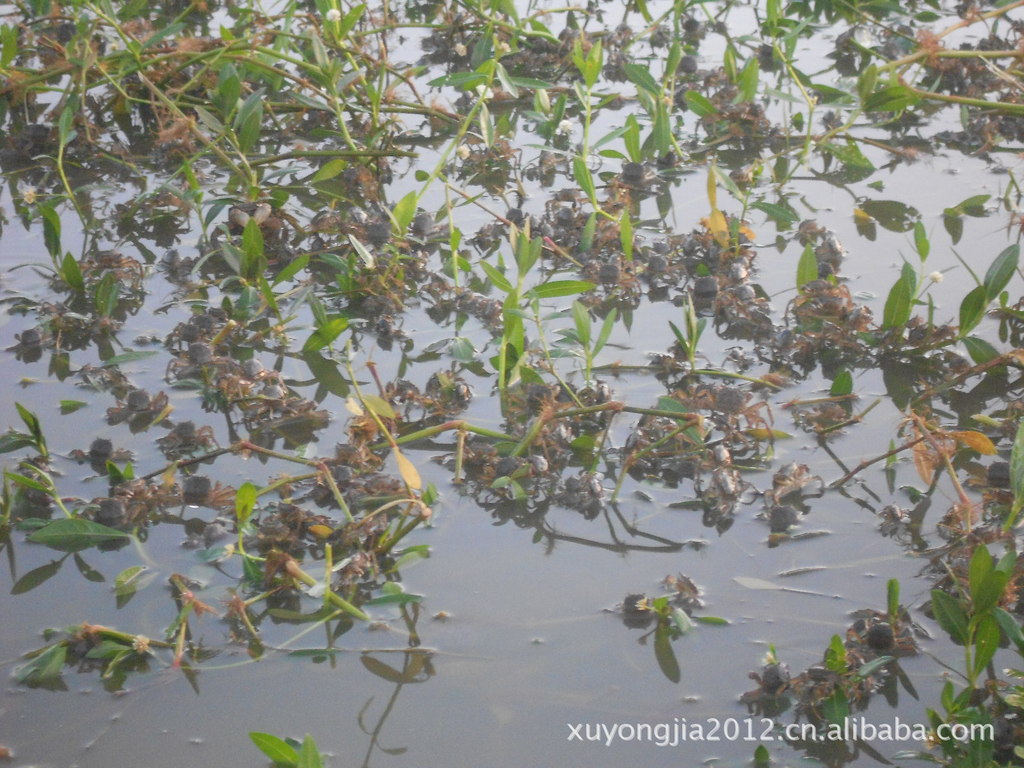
{"left": 106, "top": 388, "right": 171, "bottom": 428}
{"left": 180, "top": 474, "right": 235, "bottom": 509}
{"left": 741, "top": 661, "right": 792, "bottom": 704}
{"left": 79, "top": 250, "right": 145, "bottom": 290}
{"left": 165, "top": 341, "right": 242, "bottom": 382}
{"left": 764, "top": 462, "right": 824, "bottom": 506}
{"left": 69, "top": 437, "right": 132, "bottom": 469}
{"left": 698, "top": 383, "right": 774, "bottom": 442}
{"left": 10, "top": 326, "right": 48, "bottom": 362}
{"left": 846, "top": 609, "right": 919, "bottom": 658}
{"left": 157, "top": 420, "right": 217, "bottom": 458}
{"left": 239, "top": 381, "right": 327, "bottom": 433}
{"left": 425, "top": 370, "right": 472, "bottom": 415}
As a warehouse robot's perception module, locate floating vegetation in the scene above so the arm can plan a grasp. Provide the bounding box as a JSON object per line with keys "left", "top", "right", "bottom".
{"left": 2, "top": 0, "right": 1024, "bottom": 765}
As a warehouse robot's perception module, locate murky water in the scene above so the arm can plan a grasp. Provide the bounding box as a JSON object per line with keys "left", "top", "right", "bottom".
{"left": 2, "top": 0, "right": 1024, "bottom": 765}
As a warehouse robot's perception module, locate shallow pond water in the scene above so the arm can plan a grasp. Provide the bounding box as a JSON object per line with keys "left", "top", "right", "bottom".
{"left": 2, "top": 0, "right": 1024, "bottom": 766}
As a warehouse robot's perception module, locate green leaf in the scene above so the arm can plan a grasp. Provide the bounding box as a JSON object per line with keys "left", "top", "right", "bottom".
{"left": 494, "top": 61, "right": 518, "bottom": 99}
{"left": 973, "top": 613, "right": 1001, "bottom": 678}
{"left": 944, "top": 194, "right": 990, "bottom": 218}
{"left": 973, "top": 568, "right": 1009, "bottom": 615}
{"left": 365, "top": 591, "right": 423, "bottom": 606}
{"left": 94, "top": 273, "right": 120, "bottom": 317}
{"left": 821, "top": 689, "right": 849, "bottom": 726}
{"left": 1010, "top": 420, "right": 1024, "bottom": 518}
{"left": 737, "top": 57, "right": 760, "bottom": 102}
{"left": 84, "top": 639, "right": 130, "bottom": 660}
{"left": 857, "top": 64, "right": 878, "bottom": 102}
{"left": 479, "top": 260, "right": 513, "bottom": 293}
{"left": 274, "top": 253, "right": 309, "bottom": 285}
{"left": 478, "top": 101, "right": 494, "bottom": 147}
{"left": 796, "top": 243, "right": 817, "bottom": 290}
{"left": 983, "top": 244, "right": 1019, "bottom": 302}
{"left": 655, "top": 396, "right": 691, "bottom": 415}
{"left": 653, "top": 622, "right": 681, "bottom": 683}
{"left": 234, "top": 90, "right": 265, "bottom": 153}
{"left": 684, "top": 90, "right": 717, "bottom": 117}
{"left": 101, "top": 350, "right": 160, "bottom": 366}
{"left": 242, "top": 217, "right": 265, "bottom": 261}
{"left": 580, "top": 212, "right": 597, "bottom": 252}
{"left": 362, "top": 394, "right": 396, "bottom": 419}
{"left": 73, "top": 552, "right": 103, "bottom": 581}
{"left": 856, "top": 655, "right": 894, "bottom": 678}
{"left": 16, "top": 643, "right": 67, "bottom": 685}
{"left": 509, "top": 75, "right": 554, "bottom": 90}
{"left": 573, "top": 156, "right": 596, "bottom": 204}
{"left": 752, "top": 200, "right": 798, "bottom": 228}
{"left": 426, "top": 71, "right": 487, "bottom": 90}
{"left": 27, "top": 518, "right": 130, "bottom": 552}
{"left": 913, "top": 220, "right": 929, "bottom": 261}
{"left": 250, "top": 732, "right": 299, "bottom": 767}
{"left": 993, "top": 606, "right": 1024, "bottom": 650}
{"left": 623, "top": 114, "right": 641, "bottom": 162}
{"left": 11, "top": 559, "right": 64, "bottom": 594}
{"left": 830, "top": 369, "right": 853, "bottom": 397}
{"left": 863, "top": 85, "right": 920, "bottom": 113}
{"left": 528, "top": 280, "right": 595, "bottom": 299}
{"left": 297, "top": 734, "right": 324, "bottom": 768}
{"left": 347, "top": 234, "right": 375, "bottom": 269}
{"left": 962, "top": 336, "right": 999, "bottom": 365}
{"left": 968, "top": 544, "right": 993, "bottom": 600}
{"left": 619, "top": 210, "right": 633, "bottom": 261}
{"left": 338, "top": 3, "right": 365, "bottom": 37}
{"left": 139, "top": 20, "right": 185, "bottom": 51}
{"left": 59, "top": 400, "right": 88, "bottom": 414}
{"left": 624, "top": 62, "right": 660, "bottom": 95}
{"left": 236, "top": 481, "right": 257, "bottom": 526}
{"left": 215, "top": 62, "right": 241, "bottom": 114}
{"left": 572, "top": 300, "right": 591, "bottom": 348}
{"left": 943, "top": 213, "right": 964, "bottom": 244}
{"left": 930, "top": 589, "right": 968, "bottom": 644}
{"left": 825, "top": 633, "right": 848, "bottom": 673}
{"left": 860, "top": 199, "right": 917, "bottom": 232}
{"left": 58, "top": 103, "right": 76, "bottom": 146}
{"left": 311, "top": 158, "right": 347, "bottom": 183}
{"left": 113, "top": 565, "right": 152, "bottom": 608}
{"left": 824, "top": 140, "right": 875, "bottom": 180}
{"left": 594, "top": 308, "right": 617, "bottom": 356}
{"left": 882, "top": 270, "right": 913, "bottom": 329}
{"left": 450, "top": 336, "right": 476, "bottom": 362}
{"left": 958, "top": 284, "right": 988, "bottom": 337}
{"left": 0, "top": 432, "right": 37, "bottom": 454}
{"left": 391, "top": 191, "right": 418, "bottom": 235}
{"left": 302, "top": 317, "right": 348, "bottom": 353}
{"left": 61, "top": 253, "right": 85, "bottom": 294}
{"left": 887, "top": 578, "right": 900, "bottom": 620}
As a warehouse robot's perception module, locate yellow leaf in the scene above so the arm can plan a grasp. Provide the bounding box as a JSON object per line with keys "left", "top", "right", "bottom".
{"left": 853, "top": 207, "right": 873, "bottom": 225}
{"left": 151, "top": 401, "right": 174, "bottom": 426}
{"left": 395, "top": 449, "right": 422, "bottom": 490}
{"left": 912, "top": 440, "right": 935, "bottom": 486}
{"left": 161, "top": 463, "right": 177, "bottom": 491}
{"left": 362, "top": 394, "right": 396, "bottom": 419}
{"left": 708, "top": 209, "right": 729, "bottom": 247}
{"left": 308, "top": 524, "right": 333, "bottom": 539}
{"left": 744, "top": 428, "right": 793, "bottom": 440}
{"left": 344, "top": 396, "right": 364, "bottom": 416}
{"left": 706, "top": 165, "right": 718, "bottom": 209}
{"left": 950, "top": 430, "right": 998, "bottom": 455}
